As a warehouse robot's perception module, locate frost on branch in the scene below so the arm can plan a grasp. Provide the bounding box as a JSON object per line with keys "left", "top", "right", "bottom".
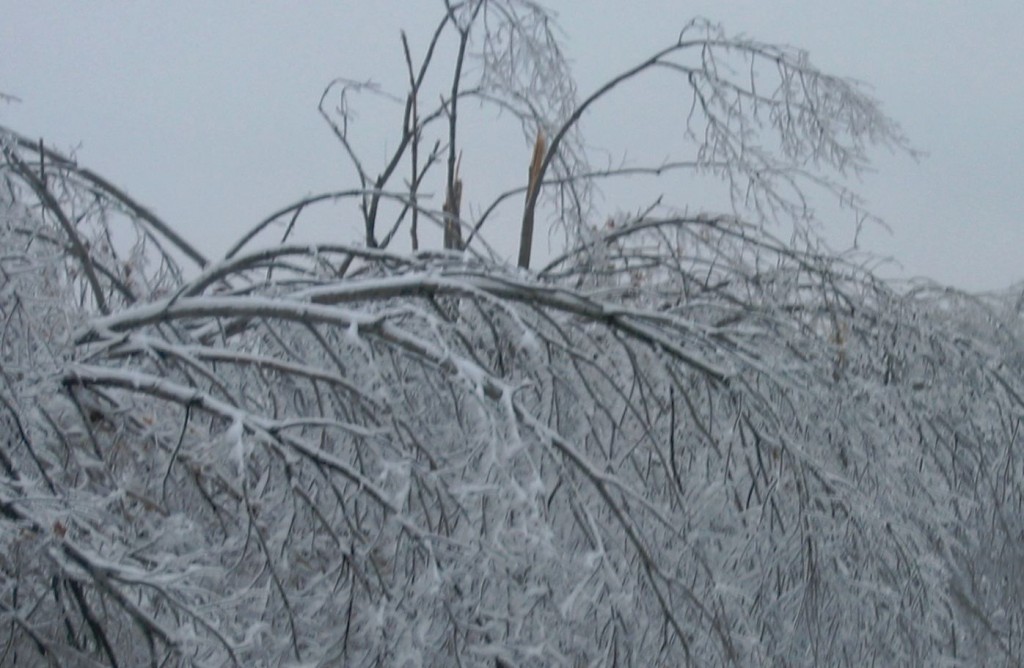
{"left": 1, "top": 2, "right": 1022, "bottom": 665}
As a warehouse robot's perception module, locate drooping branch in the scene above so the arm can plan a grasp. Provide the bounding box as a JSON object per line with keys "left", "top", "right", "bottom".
{"left": 4, "top": 147, "right": 110, "bottom": 314}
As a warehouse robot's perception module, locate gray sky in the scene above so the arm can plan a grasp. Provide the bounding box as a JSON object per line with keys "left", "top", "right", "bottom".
{"left": 3, "top": 2, "right": 1022, "bottom": 290}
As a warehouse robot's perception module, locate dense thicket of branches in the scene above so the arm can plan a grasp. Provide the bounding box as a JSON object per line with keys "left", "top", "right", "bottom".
{"left": 3, "top": 2, "right": 1023, "bottom": 666}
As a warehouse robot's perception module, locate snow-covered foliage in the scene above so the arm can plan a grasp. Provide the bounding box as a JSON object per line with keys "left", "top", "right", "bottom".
{"left": 2, "top": 2, "right": 1023, "bottom": 666}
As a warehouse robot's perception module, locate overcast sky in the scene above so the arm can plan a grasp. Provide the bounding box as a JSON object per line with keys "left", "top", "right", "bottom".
{"left": 3, "top": 2, "right": 1022, "bottom": 290}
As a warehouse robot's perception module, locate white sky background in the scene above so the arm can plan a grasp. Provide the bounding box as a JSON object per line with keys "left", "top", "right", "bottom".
{"left": 3, "top": 2, "right": 1022, "bottom": 290}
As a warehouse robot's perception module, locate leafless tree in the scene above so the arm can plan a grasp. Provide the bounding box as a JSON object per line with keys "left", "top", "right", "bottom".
{"left": 1, "top": 2, "right": 1021, "bottom": 666}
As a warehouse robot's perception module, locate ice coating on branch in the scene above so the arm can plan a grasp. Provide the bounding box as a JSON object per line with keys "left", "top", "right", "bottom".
{"left": 226, "top": 416, "right": 249, "bottom": 482}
